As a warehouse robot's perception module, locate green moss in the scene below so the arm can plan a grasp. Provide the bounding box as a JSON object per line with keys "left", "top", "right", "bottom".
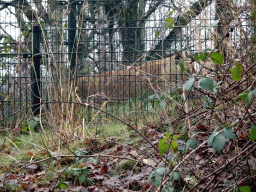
{"left": 118, "top": 160, "right": 137, "bottom": 170}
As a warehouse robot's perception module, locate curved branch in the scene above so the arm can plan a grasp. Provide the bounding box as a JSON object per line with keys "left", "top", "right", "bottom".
{"left": 148, "top": 0, "right": 212, "bottom": 60}
{"left": 139, "top": 0, "right": 164, "bottom": 26}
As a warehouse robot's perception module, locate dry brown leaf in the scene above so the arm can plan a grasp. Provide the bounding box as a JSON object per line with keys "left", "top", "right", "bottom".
{"left": 27, "top": 152, "right": 34, "bottom": 157}
{"left": 100, "top": 163, "right": 109, "bottom": 173}
{"left": 116, "top": 145, "right": 123, "bottom": 152}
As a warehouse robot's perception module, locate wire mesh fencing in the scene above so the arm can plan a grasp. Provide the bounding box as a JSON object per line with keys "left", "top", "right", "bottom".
{"left": 0, "top": 0, "right": 254, "bottom": 127}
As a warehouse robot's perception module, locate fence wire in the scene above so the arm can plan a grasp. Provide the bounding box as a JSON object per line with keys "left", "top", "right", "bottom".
{"left": 0, "top": 0, "right": 254, "bottom": 126}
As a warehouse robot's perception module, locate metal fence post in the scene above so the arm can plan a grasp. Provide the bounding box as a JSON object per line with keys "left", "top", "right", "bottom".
{"left": 31, "top": 25, "right": 41, "bottom": 116}
{"left": 68, "top": 0, "right": 77, "bottom": 75}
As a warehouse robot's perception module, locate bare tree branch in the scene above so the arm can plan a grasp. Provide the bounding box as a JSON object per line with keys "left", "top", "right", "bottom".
{"left": 148, "top": 0, "right": 212, "bottom": 59}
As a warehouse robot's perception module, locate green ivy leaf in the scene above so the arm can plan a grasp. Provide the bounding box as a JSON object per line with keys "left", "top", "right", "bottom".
{"left": 208, "top": 129, "right": 218, "bottom": 146}
{"left": 222, "top": 128, "right": 236, "bottom": 139}
{"left": 199, "top": 77, "right": 215, "bottom": 91}
{"left": 184, "top": 132, "right": 189, "bottom": 140}
{"left": 165, "top": 133, "right": 171, "bottom": 138}
{"left": 186, "top": 138, "right": 197, "bottom": 149}
{"left": 21, "top": 123, "right": 28, "bottom": 133}
{"left": 166, "top": 10, "right": 174, "bottom": 17}
{"left": 170, "top": 140, "right": 178, "bottom": 152}
{"left": 164, "top": 17, "right": 174, "bottom": 29}
{"left": 179, "top": 59, "right": 186, "bottom": 72}
{"left": 170, "top": 172, "right": 180, "bottom": 180}
{"left": 153, "top": 175, "right": 162, "bottom": 187}
{"left": 173, "top": 135, "right": 180, "bottom": 139}
{"left": 155, "top": 30, "right": 161, "bottom": 38}
{"left": 253, "top": 89, "right": 256, "bottom": 98}
{"left": 60, "top": 183, "right": 67, "bottom": 189}
{"left": 93, "top": 159, "right": 98, "bottom": 165}
{"left": 240, "top": 90, "right": 253, "bottom": 106}
{"left": 194, "top": 52, "right": 209, "bottom": 61}
{"left": 147, "top": 171, "right": 155, "bottom": 183}
{"left": 230, "top": 64, "right": 243, "bottom": 82}
{"left": 78, "top": 174, "right": 87, "bottom": 183}
{"left": 210, "top": 52, "right": 224, "bottom": 64}
{"left": 66, "top": 167, "right": 72, "bottom": 176}
{"left": 159, "top": 138, "right": 168, "bottom": 148}
{"left": 203, "top": 95, "right": 213, "bottom": 109}
{"left": 156, "top": 167, "right": 166, "bottom": 176}
{"left": 250, "top": 125, "right": 256, "bottom": 142}
{"left": 199, "top": 52, "right": 209, "bottom": 61}
{"left": 212, "top": 134, "right": 226, "bottom": 153}
{"left": 194, "top": 53, "right": 200, "bottom": 61}
{"left": 184, "top": 77, "right": 195, "bottom": 91}
{"left": 234, "top": 186, "right": 251, "bottom": 192}
{"left": 159, "top": 143, "right": 168, "bottom": 156}
{"left": 83, "top": 168, "right": 91, "bottom": 174}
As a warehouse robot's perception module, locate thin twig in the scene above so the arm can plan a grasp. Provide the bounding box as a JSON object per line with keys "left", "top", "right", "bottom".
{"left": 188, "top": 142, "right": 256, "bottom": 192}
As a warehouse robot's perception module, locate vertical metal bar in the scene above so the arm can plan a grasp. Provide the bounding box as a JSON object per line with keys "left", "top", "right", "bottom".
{"left": 68, "top": 0, "right": 77, "bottom": 75}
{"left": 32, "top": 25, "right": 41, "bottom": 116}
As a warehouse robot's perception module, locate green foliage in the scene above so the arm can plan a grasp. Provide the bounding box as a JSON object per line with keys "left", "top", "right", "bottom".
{"left": 211, "top": 134, "right": 226, "bottom": 154}
{"left": 10, "top": 138, "right": 21, "bottom": 148}
{"left": 208, "top": 127, "right": 237, "bottom": 153}
{"left": 22, "top": 30, "right": 30, "bottom": 38}
{"left": 252, "top": 10, "right": 256, "bottom": 19}
{"left": 170, "top": 171, "right": 180, "bottom": 180}
{"left": 208, "top": 128, "right": 219, "bottom": 146}
{"left": 194, "top": 52, "right": 209, "bottom": 61}
{"left": 199, "top": 77, "right": 215, "bottom": 92}
{"left": 21, "top": 117, "right": 40, "bottom": 133}
{"left": 158, "top": 134, "right": 179, "bottom": 156}
{"left": 156, "top": 167, "right": 166, "bottom": 175}
{"left": 155, "top": 30, "right": 161, "bottom": 38}
{"left": 234, "top": 186, "right": 251, "bottom": 192}
{"left": 169, "top": 140, "right": 178, "bottom": 152}
{"left": 249, "top": 125, "right": 256, "bottom": 142}
{"left": 74, "top": 149, "right": 88, "bottom": 164}
{"left": 186, "top": 138, "right": 197, "bottom": 150}
{"left": 210, "top": 52, "right": 224, "bottom": 64}
{"left": 179, "top": 59, "right": 186, "bottom": 72}
{"left": 3, "top": 37, "right": 11, "bottom": 53}
{"left": 230, "top": 63, "right": 243, "bottom": 82}
{"left": 1, "top": 74, "right": 8, "bottom": 85}
{"left": 147, "top": 93, "right": 173, "bottom": 112}
{"left": 184, "top": 77, "right": 195, "bottom": 91}
{"left": 163, "top": 11, "right": 175, "bottom": 29}
{"left": 165, "top": 133, "right": 171, "bottom": 138}
{"left": 66, "top": 166, "right": 92, "bottom": 185}
{"left": 147, "top": 166, "right": 166, "bottom": 187}
{"left": 239, "top": 90, "right": 254, "bottom": 106}
{"left": 118, "top": 160, "right": 137, "bottom": 170}
{"left": 222, "top": 128, "right": 236, "bottom": 139}
{"left": 59, "top": 182, "right": 68, "bottom": 189}
{"left": 203, "top": 95, "right": 213, "bottom": 109}
{"left": 159, "top": 143, "right": 168, "bottom": 156}
{"left": 148, "top": 166, "right": 181, "bottom": 191}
